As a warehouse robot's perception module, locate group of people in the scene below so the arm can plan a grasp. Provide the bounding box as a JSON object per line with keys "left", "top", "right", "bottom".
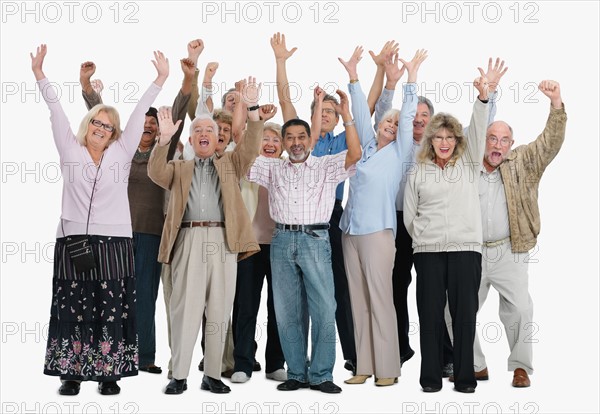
{"left": 33, "top": 33, "right": 566, "bottom": 396}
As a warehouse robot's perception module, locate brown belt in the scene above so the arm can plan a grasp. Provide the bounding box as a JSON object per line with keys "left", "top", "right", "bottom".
{"left": 180, "top": 221, "right": 224, "bottom": 228}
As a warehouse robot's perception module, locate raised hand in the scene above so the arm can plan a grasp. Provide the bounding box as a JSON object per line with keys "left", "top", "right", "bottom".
{"left": 399, "top": 49, "right": 428, "bottom": 83}
{"left": 270, "top": 32, "right": 297, "bottom": 61}
{"left": 478, "top": 57, "right": 508, "bottom": 93}
{"left": 259, "top": 104, "right": 277, "bottom": 121}
{"left": 241, "top": 76, "right": 261, "bottom": 107}
{"left": 384, "top": 52, "right": 405, "bottom": 88}
{"left": 151, "top": 50, "right": 169, "bottom": 87}
{"left": 30, "top": 43, "right": 47, "bottom": 80}
{"left": 80, "top": 61, "right": 96, "bottom": 82}
{"left": 157, "top": 106, "right": 182, "bottom": 146}
{"left": 368, "top": 40, "right": 399, "bottom": 67}
{"left": 334, "top": 89, "right": 350, "bottom": 117}
{"left": 187, "top": 39, "right": 204, "bottom": 65}
{"left": 337, "top": 46, "right": 363, "bottom": 80}
{"left": 180, "top": 57, "right": 196, "bottom": 78}
{"left": 203, "top": 62, "right": 219, "bottom": 82}
{"left": 91, "top": 79, "right": 104, "bottom": 96}
{"left": 474, "top": 74, "right": 489, "bottom": 101}
{"left": 314, "top": 85, "right": 325, "bottom": 106}
{"left": 538, "top": 80, "right": 562, "bottom": 108}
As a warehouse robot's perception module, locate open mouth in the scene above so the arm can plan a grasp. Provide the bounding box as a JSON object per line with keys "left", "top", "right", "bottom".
{"left": 143, "top": 130, "right": 153, "bottom": 135}
{"left": 440, "top": 147, "right": 450, "bottom": 154}
{"left": 199, "top": 139, "right": 209, "bottom": 147}
{"left": 385, "top": 127, "right": 395, "bottom": 135}
{"left": 263, "top": 147, "right": 276, "bottom": 156}
{"left": 93, "top": 131, "right": 105, "bottom": 139}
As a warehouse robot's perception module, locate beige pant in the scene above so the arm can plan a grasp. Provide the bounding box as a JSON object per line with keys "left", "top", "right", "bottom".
{"left": 342, "top": 230, "right": 401, "bottom": 378}
{"left": 167, "top": 227, "right": 237, "bottom": 380}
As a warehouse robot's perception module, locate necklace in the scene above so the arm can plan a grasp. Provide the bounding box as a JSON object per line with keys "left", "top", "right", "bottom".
{"left": 134, "top": 144, "right": 154, "bottom": 161}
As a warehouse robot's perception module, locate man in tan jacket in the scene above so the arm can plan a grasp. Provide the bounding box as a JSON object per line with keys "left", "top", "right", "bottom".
{"left": 148, "top": 78, "right": 263, "bottom": 395}
{"left": 473, "top": 80, "right": 566, "bottom": 388}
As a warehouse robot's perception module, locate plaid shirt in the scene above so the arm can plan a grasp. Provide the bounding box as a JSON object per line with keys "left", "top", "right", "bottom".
{"left": 248, "top": 151, "right": 356, "bottom": 225}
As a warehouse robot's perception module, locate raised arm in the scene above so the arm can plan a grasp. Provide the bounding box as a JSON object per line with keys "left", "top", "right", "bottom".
{"left": 201, "top": 62, "right": 218, "bottom": 114}
{"left": 148, "top": 107, "right": 181, "bottom": 190}
{"left": 340, "top": 46, "right": 375, "bottom": 148}
{"left": 310, "top": 86, "right": 325, "bottom": 149}
{"left": 270, "top": 32, "right": 298, "bottom": 122}
{"left": 79, "top": 61, "right": 104, "bottom": 111}
{"left": 367, "top": 40, "right": 399, "bottom": 116}
{"left": 464, "top": 72, "right": 490, "bottom": 164}
{"left": 165, "top": 58, "right": 195, "bottom": 160}
{"left": 185, "top": 38, "right": 205, "bottom": 120}
{"left": 232, "top": 77, "right": 263, "bottom": 176}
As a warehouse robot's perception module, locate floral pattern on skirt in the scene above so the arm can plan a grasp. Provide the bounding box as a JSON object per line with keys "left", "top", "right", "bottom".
{"left": 44, "top": 236, "right": 138, "bottom": 381}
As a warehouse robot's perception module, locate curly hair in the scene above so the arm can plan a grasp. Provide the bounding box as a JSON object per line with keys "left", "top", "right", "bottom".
{"left": 416, "top": 112, "right": 466, "bottom": 164}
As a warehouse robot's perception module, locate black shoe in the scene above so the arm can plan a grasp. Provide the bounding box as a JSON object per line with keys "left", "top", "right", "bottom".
{"left": 201, "top": 375, "right": 231, "bottom": 394}
{"left": 442, "top": 362, "right": 454, "bottom": 378}
{"left": 400, "top": 349, "right": 415, "bottom": 367}
{"left": 98, "top": 381, "right": 120, "bottom": 395}
{"left": 310, "top": 381, "right": 342, "bottom": 394}
{"left": 343, "top": 359, "right": 357, "bottom": 375}
{"left": 422, "top": 386, "right": 441, "bottom": 393}
{"left": 58, "top": 380, "right": 80, "bottom": 396}
{"left": 198, "top": 358, "right": 204, "bottom": 371}
{"left": 277, "top": 379, "right": 309, "bottom": 391}
{"left": 454, "top": 386, "right": 476, "bottom": 393}
{"left": 165, "top": 378, "right": 187, "bottom": 395}
{"left": 253, "top": 360, "right": 262, "bottom": 372}
{"left": 221, "top": 369, "right": 234, "bottom": 379}
{"left": 140, "top": 365, "right": 163, "bottom": 374}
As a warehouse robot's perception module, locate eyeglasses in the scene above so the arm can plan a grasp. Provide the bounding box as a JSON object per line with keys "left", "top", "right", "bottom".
{"left": 90, "top": 119, "right": 115, "bottom": 133}
{"left": 487, "top": 136, "right": 511, "bottom": 146}
{"left": 432, "top": 136, "right": 456, "bottom": 143}
{"left": 322, "top": 108, "right": 336, "bottom": 115}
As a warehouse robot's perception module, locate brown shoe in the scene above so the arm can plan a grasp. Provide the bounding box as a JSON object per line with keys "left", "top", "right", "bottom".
{"left": 512, "top": 368, "right": 530, "bottom": 387}
{"left": 449, "top": 367, "right": 489, "bottom": 382}
{"left": 375, "top": 377, "right": 398, "bottom": 387}
{"left": 344, "top": 375, "right": 371, "bottom": 384}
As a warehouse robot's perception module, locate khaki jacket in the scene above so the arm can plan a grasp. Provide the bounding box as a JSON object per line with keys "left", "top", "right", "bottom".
{"left": 149, "top": 120, "right": 264, "bottom": 263}
{"left": 499, "top": 105, "right": 567, "bottom": 252}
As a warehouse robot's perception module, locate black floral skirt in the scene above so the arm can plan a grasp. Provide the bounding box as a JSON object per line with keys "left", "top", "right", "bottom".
{"left": 44, "top": 235, "right": 138, "bottom": 381}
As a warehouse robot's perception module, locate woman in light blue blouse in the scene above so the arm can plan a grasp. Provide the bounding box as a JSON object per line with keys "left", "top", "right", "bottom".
{"left": 339, "top": 47, "right": 427, "bottom": 386}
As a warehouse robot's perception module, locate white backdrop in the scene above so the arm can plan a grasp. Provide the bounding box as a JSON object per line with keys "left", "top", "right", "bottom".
{"left": 1, "top": 1, "right": 598, "bottom": 413}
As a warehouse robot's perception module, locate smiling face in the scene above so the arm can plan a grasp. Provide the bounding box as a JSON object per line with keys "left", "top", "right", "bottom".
{"left": 215, "top": 121, "right": 232, "bottom": 155}
{"left": 484, "top": 121, "right": 514, "bottom": 171}
{"left": 139, "top": 115, "right": 158, "bottom": 148}
{"left": 283, "top": 124, "right": 310, "bottom": 163}
{"left": 86, "top": 110, "right": 115, "bottom": 150}
{"left": 319, "top": 101, "right": 339, "bottom": 134}
{"left": 377, "top": 114, "right": 399, "bottom": 147}
{"left": 189, "top": 118, "right": 218, "bottom": 159}
{"left": 431, "top": 128, "right": 457, "bottom": 166}
{"left": 413, "top": 102, "right": 431, "bottom": 142}
{"left": 261, "top": 129, "right": 283, "bottom": 158}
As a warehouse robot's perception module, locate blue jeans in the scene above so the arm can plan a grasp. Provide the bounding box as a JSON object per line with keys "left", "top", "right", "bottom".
{"left": 270, "top": 227, "right": 337, "bottom": 385}
{"left": 133, "top": 232, "right": 162, "bottom": 367}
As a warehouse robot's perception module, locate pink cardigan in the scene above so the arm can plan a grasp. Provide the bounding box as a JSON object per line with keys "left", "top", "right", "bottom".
{"left": 37, "top": 78, "right": 162, "bottom": 238}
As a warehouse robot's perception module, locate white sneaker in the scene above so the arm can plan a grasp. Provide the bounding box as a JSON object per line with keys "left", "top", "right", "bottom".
{"left": 230, "top": 372, "right": 250, "bottom": 383}
{"left": 266, "top": 368, "right": 287, "bottom": 382}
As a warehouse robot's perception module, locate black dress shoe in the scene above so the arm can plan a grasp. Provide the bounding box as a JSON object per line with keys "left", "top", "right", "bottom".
{"left": 253, "top": 360, "right": 262, "bottom": 372}
{"left": 400, "top": 349, "right": 415, "bottom": 367}
{"left": 198, "top": 358, "right": 204, "bottom": 371}
{"left": 454, "top": 386, "right": 476, "bottom": 393}
{"left": 201, "top": 375, "right": 231, "bottom": 394}
{"left": 277, "top": 379, "right": 309, "bottom": 391}
{"left": 343, "top": 359, "right": 357, "bottom": 375}
{"left": 98, "top": 381, "right": 121, "bottom": 395}
{"left": 309, "top": 381, "right": 342, "bottom": 394}
{"left": 165, "top": 378, "right": 187, "bottom": 395}
{"left": 140, "top": 365, "right": 163, "bottom": 374}
{"left": 59, "top": 380, "right": 80, "bottom": 396}
{"left": 422, "top": 386, "right": 441, "bottom": 393}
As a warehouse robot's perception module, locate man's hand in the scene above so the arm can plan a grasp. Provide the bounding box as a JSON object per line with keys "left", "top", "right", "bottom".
{"left": 157, "top": 106, "right": 182, "bottom": 146}
{"left": 399, "top": 49, "right": 428, "bottom": 83}
{"left": 338, "top": 46, "right": 363, "bottom": 81}
{"left": 180, "top": 58, "right": 196, "bottom": 78}
{"left": 538, "top": 80, "right": 562, "bottom": 109}
{"left": 203, "top": 62, "right": 219, "bottom": 83}
{"left": 259, "top": 104, "right": 277, "bottom": 121}
{"left": 241, "top": 76, "right": 261, "bottom": 107}
{"left": 80, "top": 61, "right": 96, "bottom": 82}
{"left": 479, "top": 57, "right": 508, "bottom": 93}
{"left": 368, "top": 40, "right": 399, "bottom": 67}
{"left": 270, "top": 32, "right": 297, "bottom": 61}
{"left": 474, "top": 73, "right": 489, "bottom": 101}
{"left": 334, "top": 89, "right": 351, "bottom": 118}
{"left": 384, "top": 52, "right": 405, "bottom": 88}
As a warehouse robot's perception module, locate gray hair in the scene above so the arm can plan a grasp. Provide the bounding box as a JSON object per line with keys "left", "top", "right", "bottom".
{"left": 189, "top": 114, "right": 219, "bottom": 135}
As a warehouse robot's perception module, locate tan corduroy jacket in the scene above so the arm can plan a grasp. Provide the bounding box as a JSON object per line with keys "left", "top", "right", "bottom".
{"left": 499, "top": 104, "right": 567, "bottom": 253}
{"left": 148, "top": 120, "right": 264, "bottom": 263}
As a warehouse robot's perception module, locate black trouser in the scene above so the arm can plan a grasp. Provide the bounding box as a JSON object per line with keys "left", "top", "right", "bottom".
{"left": 232, "top": 244, "right": 285, "bottom": 376}
{"left": 392, "top": 211, "right": 414, "bottom": 359}
{"left": 414, "top": 251, "right": 481, "bottom": 390}
{"left": 329, "top": 200, "right": 356, "bottom": 362}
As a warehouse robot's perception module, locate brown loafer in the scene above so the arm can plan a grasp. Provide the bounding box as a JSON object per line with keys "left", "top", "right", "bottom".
{"left": 512, "top": 368, "right": 530, "bottom": 387}
{"left": 449, "top": 367, "right": 488, "bottom": 382}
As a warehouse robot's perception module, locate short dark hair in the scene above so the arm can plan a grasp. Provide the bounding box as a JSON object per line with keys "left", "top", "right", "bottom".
{"left": 282, "top": 118, "right": 311, "bottom": 138}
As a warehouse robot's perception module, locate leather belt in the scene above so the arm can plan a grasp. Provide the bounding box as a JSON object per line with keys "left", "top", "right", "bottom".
{"left": 180, "top": 221, "right": 224, "bottom": 228}
{"left": 483, "top": 236, "right": 510, "bottom": 248}
{"left": 276, "top": 223, "right": 330, "bottom": 232}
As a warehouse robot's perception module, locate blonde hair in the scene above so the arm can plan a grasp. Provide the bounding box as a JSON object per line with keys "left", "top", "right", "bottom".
{"left": 263, "top": 122, "right": 283, "bottom": 157}
{"left": 417, "top": 112, "right": 466, "bottom": 163}
{"left": 75, "top": 104, "right": 121, "bottom": 146}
